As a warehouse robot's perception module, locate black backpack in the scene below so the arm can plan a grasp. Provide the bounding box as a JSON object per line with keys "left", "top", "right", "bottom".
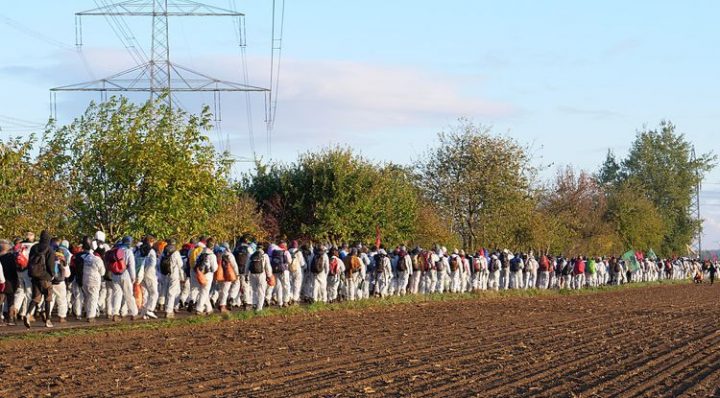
{"left": 160, "top": 249, "right": 175, "bottom": 276}
{"left": 270, "top": 249, "right": 288, "bottom": 274}
{"left": 310, "top": 253, "right": 324, "bottom": 274}
{"left": 249, "top": 251, "right": 264, "bottom": 274}
{"left": 397, "top": 254, "right": 408, "bottom": 272}
{"left": 29, "top": 250, "right": 48, "bottom": 280}
{"left": 70, "top": 253, "right": 85, "bottom": 286}
{"left": 234, "top": 246, "right": 249, "bottom": 271}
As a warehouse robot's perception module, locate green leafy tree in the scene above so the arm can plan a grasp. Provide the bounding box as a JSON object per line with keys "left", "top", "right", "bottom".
{"left": 606, "top": 181, "right": 665, "bottom": 251}
{"left": 0, "top": 136, "right": 72, "bottom": 238}
{"left": 42, "top": 96, "right": 234, "bottom": 241}
{"left": 618, "top": 121, "right": 716, "bottom": 256}
{"left": 416, "top": 119, "right": 537, "bottom": 250}
{"left": 245, "top": 147, "right": 419, "bottom": 245}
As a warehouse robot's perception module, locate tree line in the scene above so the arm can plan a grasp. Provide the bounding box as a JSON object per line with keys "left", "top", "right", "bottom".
{"left": 0, "top": 98, "right": 715, "bottom": 257}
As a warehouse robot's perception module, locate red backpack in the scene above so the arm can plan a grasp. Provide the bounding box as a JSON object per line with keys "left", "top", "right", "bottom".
{"left": 329, "top": 257, "right": 340, "bottom": 276}
{"left": 105, "top": 247, "right": 126, "bottom": 275}
{"left": 15, "top": 244, "right": 30, "bottom": 270}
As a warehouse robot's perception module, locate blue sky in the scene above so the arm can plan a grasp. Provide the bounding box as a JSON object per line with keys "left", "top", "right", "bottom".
{"left": 1, "top": 1, "right": 720, "bottom": 249}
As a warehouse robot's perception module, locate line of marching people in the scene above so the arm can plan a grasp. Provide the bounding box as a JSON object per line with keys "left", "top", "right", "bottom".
{"left": 0, "top": 231, "right": 713, "bottom": 328}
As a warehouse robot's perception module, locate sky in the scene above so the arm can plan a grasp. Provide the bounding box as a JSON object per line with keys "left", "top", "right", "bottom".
{"left": 1, "top": 1, "right": 719, "bottom": 248}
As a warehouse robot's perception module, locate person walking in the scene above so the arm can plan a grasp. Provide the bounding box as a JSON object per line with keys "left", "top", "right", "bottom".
{"left": 327, "top": 248, "right": 345, "bottom": 302}
{"left": 395, "top": 246, "right": 412, "bottom": 296}
{"left": 344, "top": 248, "right": 362, "bottom": 301}
{"left": 48, "top": 246, "right": 71, "bottom": 323}
{"left": 23, "top": 230, "right": 55, "bottom": 328}
{"left": 245, "top": 246, "right": 271, "bottom": 312}
{"left": 109, "top": 236, "right": 139, "bottom": 322}
{"left": 0, "top": 240, "right": 19, "bottom": 326}
{"left": 194, "top": 237, "right": 218, "bottom": 315}
{"left": 82, "top": 238, "right": 106, "bottom": 323}
{"left": 139, "top": 236, "right": 159, "bottom": 319}
{"left": 161, "top": 242, "right": 183, "bottom": 318}
{"left": 11, "top": 232, "right": 35, "bottom": 325}
{"left": 287, "top": 240, "right": 305, "bottom": 305}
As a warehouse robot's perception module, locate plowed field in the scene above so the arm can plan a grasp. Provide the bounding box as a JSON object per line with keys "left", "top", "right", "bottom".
{"left": 2, "top": 283, "right": 719, "bottom": 397}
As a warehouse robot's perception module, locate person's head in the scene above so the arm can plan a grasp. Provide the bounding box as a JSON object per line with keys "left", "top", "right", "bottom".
{"left": 206, "top": 237, "right": 216, "bottom": 249}
{"left": 0, "top": 239, "right": 11, "bottom": 253}
{"left": 94, "top": 231, "right": 106, "bottom": 243}
{"left": 122, "top": 236, "right": 133, "bottom": 246}
{"left": 81, "top": 236, "right": 93, "bottom": 251}
{"left": 25, "top": 231, "right": 36, "bottom": 242}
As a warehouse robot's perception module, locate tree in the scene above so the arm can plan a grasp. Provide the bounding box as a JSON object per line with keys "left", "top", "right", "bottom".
{"left": 597, "top": 149, "right": 623, "bottom": 187}
{"left": 416, "top": 119, "right": 536, "bottom": 250}
{"left": 245, "top": 146, "right": 420, "bottom": 245}
{"left": 42, "top": 96, "right": 234, "bottom": 241}
{"left": 538, "top": 167, "right": 620, "bottom": 256}
{"left": 606, "top": 181, "right": 665, "bottom": 251}
{"left": 0, "top": 136, "right": 71, "bottom": 238}
{"left": 619, "top": 121, "right": 716, "bottom": 256}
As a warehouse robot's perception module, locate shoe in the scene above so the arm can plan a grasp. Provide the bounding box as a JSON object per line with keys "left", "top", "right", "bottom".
{"left": 45, "top": 320, "right": 54, "bottom": 328}
{"left": 24, "top": 314, "right": 34, "bottom": 329}
{"left": 146, "top": 311, "right": 158, "bottom": 319}
{"left": 166, "top": 312, "right": 175, "bottom": 319}
{"left": 130, "top": 315, "right": 137, "bottom": 321}
{"left": 87, "top": 318, "right": 95, "bottom": 323}
{"left": 76, "top": 316, "right": 82, "bottom": 321}
{"left": 112, "top": 315, "right": 120, "bottom": 322}
{"left": 219, "top": 305, "right": 228, "bottom": 313}
{"left": 59, "top": 318, "right": 67, "bottom": 324}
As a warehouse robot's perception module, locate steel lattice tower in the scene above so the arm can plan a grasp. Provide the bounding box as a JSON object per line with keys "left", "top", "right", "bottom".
{"left": 51, "top": 0, "right": 268, "bottom": 112}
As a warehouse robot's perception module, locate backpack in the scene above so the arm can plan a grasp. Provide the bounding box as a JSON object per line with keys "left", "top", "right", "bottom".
{"left": 160, "top": 252, "right": 174, "bottom": 276}
{"left": 220, "top": 253, "right": 237, "bottom": 282}
{"left": 449, "top": 257, "right": 460, "bottom": 272}
{"left": 375, "top": 254, "right": 386, "bottom": 273}
{"left": 310, "top": 253, "right": 324, "bottom": 274}
{"left": 234, "top": 246, "right": 249, "bottom": 271}
{"left": 510, "top": 258, "right": 520, "bottom": 273}
{"left": 194, "top": 252, "right": 209, "bottom": 274}
{"left": 70, "top": 253, "right": 85, "bottom": 286}
{"left": 612, "top": 260, "right": 622, "bottom": 274}
{"left": 346, "top": 255, "right": 362, "bottom": 274}
{"left": 16, "top": 245, "right": 30, "bottom": 271}
{"left": 329, "top": 257, "right": 340, "bottom": 276}
{"left": 473, "top": 257, "right": 482, "bottom": 272}
{"left": 435, "top": 258, "right": 446, "bottom": 272}
{"left": 413, "top": 254, "right": 424, "bottom": 272}
{"left": 270, "top": 249, "right": 288, "bottom": 274}
{"left": 489, "top": 259, "right": 499, "bottom": 272}
{"left": 397, "top": 254, "right": 408, "bottom": 272}
{"left": 105, "top": 247, "right": 126, "bottom": 275}
{"left": 29, "top": 250, "right": 48, "bottom": 280}
{"left": 562, "top": 262, "right": 573, "bottom": 276}
{"left": 288, "top": 251, "right": 301, "bottom": 273}
{"left": 249, "top": 251, "right": 265, "bottom": 274}
{"left": 539, "top": 256, "right": 550, "bottom": 272}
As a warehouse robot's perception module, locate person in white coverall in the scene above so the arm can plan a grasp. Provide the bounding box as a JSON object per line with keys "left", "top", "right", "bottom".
{"left": 288, "top": 241, "right": 305, "bottom": 304}
{"left": 524, "top": 254, "right": 538, "bottom": 290}
{"left": 488, "top": 254, "right": 501, "bottom": 291}
{"left": 344, "top": 248, "right": 362, "bottom": 301}
{"left": 163, "top": 244, "right": 183, "bottom": 318}
{"left": 194, "top": 238, "right": 218, "bottom": 315}
{"left": 436, "top": 248, "right": 450, "bottom": 294}
{"left": 140, "top": 236, "right": 159, "bottom": 319}
{"left": 375, "top": 249, "right": 392, "bottom": 298}
{"left": 326, "top": 248, "right": 345, "bottom": 302}
{"left": 311, "top": 247, "right": 329, "bottom": 303}
{"left": 270, "top": 241, "right": 292, "bottom": 307}
{"left": 111, "top": 237, "right": 138, "bottom": 321}
{"left": 48, "top": 247, "right": 71, "bottom": 322}
{"left": 245, "top": 247, "right": 271, "bottom": 312}
{"left": 82, "top": 238, "right": 106, "bottom": 322}
{"left": 395, "top": 246, "right": 412, "bottom": 296}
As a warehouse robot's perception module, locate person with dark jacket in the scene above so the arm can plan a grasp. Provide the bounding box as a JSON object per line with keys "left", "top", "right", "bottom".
{"left": 0, "top": 239, "right": 19, "bottom": 326}
{"left": 24, "top": 230, "right": 56, "bottom": 328}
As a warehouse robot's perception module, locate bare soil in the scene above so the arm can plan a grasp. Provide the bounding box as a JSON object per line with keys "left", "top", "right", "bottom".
{"left": 1, "top": 283, "right": 719, "bottom": 397}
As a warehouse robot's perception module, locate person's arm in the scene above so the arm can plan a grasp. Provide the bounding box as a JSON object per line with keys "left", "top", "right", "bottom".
{"left": 127, "top": 249, "right": 137, "bottom": 283}
{"left": 209, "top": 253, "right": 219, "bottom": 273}
{"left": 264, "top": 254, "right": 273, "bottom": 278}
{"left": 97, "top": 255, "right": 106, "bottom": 278}
{"left": 0, "top": 259, "right": 6, "bottom": 285}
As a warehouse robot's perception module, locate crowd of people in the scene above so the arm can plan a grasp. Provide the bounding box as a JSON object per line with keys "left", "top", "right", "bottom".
{"left": 0, "top": 230, "right": 714, "bottom": 329}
